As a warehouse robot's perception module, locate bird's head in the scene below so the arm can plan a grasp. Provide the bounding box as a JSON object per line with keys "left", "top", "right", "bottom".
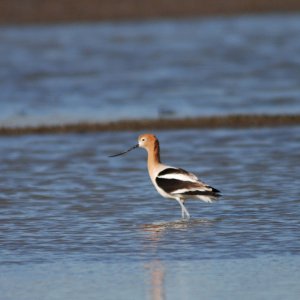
{"left": 109, "top": 133, "right": 158, "bottom": 157}
{"left": 138, "top": 134, "right": 158, "bottom": 150}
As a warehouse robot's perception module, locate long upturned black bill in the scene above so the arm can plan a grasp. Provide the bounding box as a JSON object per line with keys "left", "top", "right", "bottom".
{"left": 108, "top": 144, "right": 139, "bottom": 157}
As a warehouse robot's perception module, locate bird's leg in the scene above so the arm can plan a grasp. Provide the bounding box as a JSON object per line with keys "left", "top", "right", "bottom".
{"left": 180, "top": 199, "right": 184, "bottom": 218}
{"left": 176, "top": 198, "right": 190, "bottom": 219}
{"left": 182, "top": 202, "right": 190, "bottom": 219}
{"left": 175, "top": 198, "right": 184, "bottom": 218}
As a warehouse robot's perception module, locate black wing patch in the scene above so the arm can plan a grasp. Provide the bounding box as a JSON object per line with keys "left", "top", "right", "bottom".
{"left": 156, "top": 177, "right": 221, "bottom": 196}
{"left": 181, "top": 189, "right": 221, "bottom": 197}
{"left": 156, "top": 178, "right": 197, "bottom": 194}
{"left": 157, "top": 167, "right": 190, "bottom": 177}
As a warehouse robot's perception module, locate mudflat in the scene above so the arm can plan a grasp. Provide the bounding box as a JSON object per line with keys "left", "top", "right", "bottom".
{"left": 1, "top": 0, "right": 300, "bottom": 24}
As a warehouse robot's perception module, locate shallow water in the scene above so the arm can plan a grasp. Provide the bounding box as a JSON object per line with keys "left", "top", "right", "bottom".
{"left": 1, "top": 127, "right": 299, "bottom": 264}
{"left": 1, "top": 256, "right": 300, "bottom": 300}
{"left": 1, "top": 14, "right": 300, "bottom": 126}
{"left": 1, "top": 127, "right": 300, "bottom": 298}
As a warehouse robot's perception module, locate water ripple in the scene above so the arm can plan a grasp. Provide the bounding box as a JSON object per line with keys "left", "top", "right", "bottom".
{"left": 0, "top": 127, "right": 299, "bottom": 264}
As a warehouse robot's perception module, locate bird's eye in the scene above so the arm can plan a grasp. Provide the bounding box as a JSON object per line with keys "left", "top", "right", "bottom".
{"left": 141, "top": 138, "right": 145, "bottom": 142}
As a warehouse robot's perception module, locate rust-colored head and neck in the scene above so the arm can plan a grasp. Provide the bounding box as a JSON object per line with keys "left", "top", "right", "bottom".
{"left": 109, "top": 133, "right": 161, "bottom": 176}
{"left": 138, "top": 134, "right": 161, "bottom": 174}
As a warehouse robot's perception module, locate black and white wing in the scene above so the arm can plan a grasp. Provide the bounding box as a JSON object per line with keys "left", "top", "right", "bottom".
{"left": 155, "top": 167, "right": 221, "bottom": 202}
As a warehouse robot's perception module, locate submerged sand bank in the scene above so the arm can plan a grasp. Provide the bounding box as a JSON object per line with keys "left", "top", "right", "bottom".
{"left": 1, "top": 114, "right": 299, "bottom": 136}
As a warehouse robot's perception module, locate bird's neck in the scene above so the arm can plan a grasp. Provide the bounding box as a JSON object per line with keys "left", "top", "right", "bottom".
{"left": 147, "top": 140, "right": 161, "bottom": 175}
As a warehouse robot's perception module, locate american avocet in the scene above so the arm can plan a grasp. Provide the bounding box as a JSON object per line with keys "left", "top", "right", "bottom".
{"left": 109, "top": 134, "right": 220, "bottom": 219}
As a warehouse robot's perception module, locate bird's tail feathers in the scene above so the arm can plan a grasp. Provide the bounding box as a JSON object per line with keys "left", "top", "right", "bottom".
{"left": 197, "top": 194, "right": 220, "bottom": 203}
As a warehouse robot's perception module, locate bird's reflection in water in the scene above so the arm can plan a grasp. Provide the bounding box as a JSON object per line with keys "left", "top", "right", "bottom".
{"left": 144, "top": 260, "right": 165, "bottom": 300}
{"left": 143, "top": 218, "right": 213, "bottom": 233}
{"left": 142, "top": 219, "right": 215, "bottom": 300}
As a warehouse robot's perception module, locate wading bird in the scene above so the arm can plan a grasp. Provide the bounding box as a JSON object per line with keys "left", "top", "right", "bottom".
{"left": 109, "top": 134, "right": 220, "bottom": 219}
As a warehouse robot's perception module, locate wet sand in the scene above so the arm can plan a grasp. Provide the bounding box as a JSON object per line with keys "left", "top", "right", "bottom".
{"left": 0, "top": 114, "right": 299, "bottom": 135}
{"left": 1, "top": 0, "right": 300, "bottom": 24}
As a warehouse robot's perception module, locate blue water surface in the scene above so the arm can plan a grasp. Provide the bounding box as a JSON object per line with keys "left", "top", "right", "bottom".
{"left": 0, "top": 14, "right": 300, "bottom": 126}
